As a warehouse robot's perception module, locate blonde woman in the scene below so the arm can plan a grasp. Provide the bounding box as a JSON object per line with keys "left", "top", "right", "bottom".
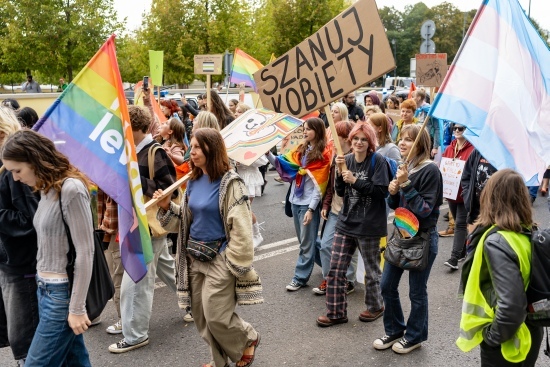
{"left": 235, "top": 103, "right": 251, "bottom": 118}
{"left": 192, "top": 111, "right": 220, "bottom": 132}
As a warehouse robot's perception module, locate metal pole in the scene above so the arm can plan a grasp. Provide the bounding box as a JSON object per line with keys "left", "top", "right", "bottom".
{"left": 392, "top": 39, "right": 397, "bottom": 78}
{"left": 528, "top": 0, "right": 531, "bottom": 18}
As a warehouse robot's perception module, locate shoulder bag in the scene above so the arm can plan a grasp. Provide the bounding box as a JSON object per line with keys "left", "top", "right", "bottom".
{"left": 60, "top": 184, "right": 115, "bottom": 321}
{"left": 384, "top": 227, "right": 430, "bottom": 272}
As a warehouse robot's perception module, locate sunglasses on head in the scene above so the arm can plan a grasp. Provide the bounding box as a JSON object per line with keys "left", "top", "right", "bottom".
{"left": 453, "top": 126, "right": 465, "bottom": 132}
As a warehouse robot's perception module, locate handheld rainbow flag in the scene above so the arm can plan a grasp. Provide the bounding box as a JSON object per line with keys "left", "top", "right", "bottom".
{"left": 34, "top": 35, "right": 152, "bottom": 282}
{"left": 394, "top": 208, "right": 419, "bottom": 237}
{"left": 230, "top": 48, "right": 263, "bottom": 91}
{"left": 429, "top": 0, "right": 550, "bottom": 185}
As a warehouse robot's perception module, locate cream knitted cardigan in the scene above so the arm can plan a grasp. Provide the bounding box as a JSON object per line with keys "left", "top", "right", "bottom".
{"left": 158, "top": 170, "right": 263, "bottom": 308}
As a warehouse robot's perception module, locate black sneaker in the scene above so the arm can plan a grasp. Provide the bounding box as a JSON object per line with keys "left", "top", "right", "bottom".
{"left": 108, "top": 338, "right": 149, "bottom": 353}
{"left": 444, "top": 258, "right": 459, "bottom": 270}
{"left": 373, "top": 332, "right": 404, "bottom": 350}
{"left": 345, "top": 281, "right": 355, "bottom": 295}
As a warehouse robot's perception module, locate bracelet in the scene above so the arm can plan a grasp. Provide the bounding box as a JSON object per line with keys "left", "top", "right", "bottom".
{"left": 399, "top": 180, "right": 411, "bottom": 189}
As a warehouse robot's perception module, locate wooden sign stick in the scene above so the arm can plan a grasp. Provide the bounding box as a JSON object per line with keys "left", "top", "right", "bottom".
{"left": 144, "top": 172, "right": 191, "bottom": 210}
{"left": 405, "top": 115, "right": 431, "bottom": 164}
{"left": 324, "top": 105, "right": 347, "bottom": 171}
{"left": 206, "top": 75, "right": 212, "bottom": 111}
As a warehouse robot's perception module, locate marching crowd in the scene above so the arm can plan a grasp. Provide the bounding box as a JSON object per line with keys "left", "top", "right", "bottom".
{"left": 0, "top": 86, "right": 548, "bottom": 367}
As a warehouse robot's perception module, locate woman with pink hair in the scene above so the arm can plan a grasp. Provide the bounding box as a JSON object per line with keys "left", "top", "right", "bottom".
{"left": 316, "top": 122, "right": 391, "bottom": 327}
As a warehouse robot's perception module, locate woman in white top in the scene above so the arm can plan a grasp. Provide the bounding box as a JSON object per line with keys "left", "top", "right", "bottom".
{"left": 2, "top": 130, "right": 94, "bottom": 366}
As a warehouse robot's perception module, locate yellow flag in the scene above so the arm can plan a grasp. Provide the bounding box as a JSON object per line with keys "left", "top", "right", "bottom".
{"left": 149, "top": 50, "right": 164, "bottom": 85}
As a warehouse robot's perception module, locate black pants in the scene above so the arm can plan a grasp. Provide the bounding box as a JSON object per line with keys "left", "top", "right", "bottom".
{"left": 480, "top": 323, "right": 544, "bottom": 367}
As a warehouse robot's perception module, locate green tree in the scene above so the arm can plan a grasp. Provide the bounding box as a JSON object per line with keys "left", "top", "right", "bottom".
{"left": 1, "top": 0, "right": 123, "bottom": 82}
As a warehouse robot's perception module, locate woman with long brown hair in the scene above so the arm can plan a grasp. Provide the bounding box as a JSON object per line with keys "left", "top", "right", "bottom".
{"left": 457, "top": 169, "right": 543, "bottom": 366}
{"left": 368, "top": 112, "right": 401, "bottom": 163}
{"left": 209, "top": 90, "right": 234, "bottom": 130}
{"left": 154, "top": 128, "right": 262, "bottom": 367}
{"left": 159, "top": 118, "right": 187, "bottom": 166}
{"left": 267, "top": 117, "right": 332, "bottom": 291}
{"left": 2, "top": 130, "right": 94, "bottom": 366}
{"left": 373, "top": 124, "right": 442, "bottom": 354}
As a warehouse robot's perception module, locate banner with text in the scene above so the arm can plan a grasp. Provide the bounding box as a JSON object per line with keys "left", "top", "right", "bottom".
{"left": 439, "top": 157, "right": 466, "bottom": 200}
{"left": 253, "top": 0, "right": 395, "bottom": 117}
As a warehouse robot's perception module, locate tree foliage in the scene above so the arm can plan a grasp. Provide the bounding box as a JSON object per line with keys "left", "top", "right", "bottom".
{"left": 0, "top": 0, "right": 123, "bottom": 83}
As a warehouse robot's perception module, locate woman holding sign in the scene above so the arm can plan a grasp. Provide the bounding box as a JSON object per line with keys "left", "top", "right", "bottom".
{"left": 439, "top": 124, "right": 474, "bottom": 270}
{"left": 154, "top": 128, "right": 261, "bottom": 367}
{"left": 267, "top": 117, "right": 332, "bottom": 291}
{"left": 316, "top": 122, "right": 390, "bottom": 327}
{"left": 373, "top": 124, "right": 442, "bottom": 354}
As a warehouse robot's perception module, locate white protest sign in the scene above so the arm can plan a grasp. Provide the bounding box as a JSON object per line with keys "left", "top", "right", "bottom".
{"left": 440, "top": 157, "right": 466, "bottom": 200}
{"left": 253, "top": 0, "right": 395, "bottom": 117}
{"left": 221, "top": 108, "right": 303, "bottom": 165}
{"left": 279, "top": 125, "right": 304, "bottom": 155}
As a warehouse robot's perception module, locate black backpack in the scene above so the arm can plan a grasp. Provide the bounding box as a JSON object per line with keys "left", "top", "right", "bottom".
{"left": 526, "top": 227, "right": 550, "bottom": 327}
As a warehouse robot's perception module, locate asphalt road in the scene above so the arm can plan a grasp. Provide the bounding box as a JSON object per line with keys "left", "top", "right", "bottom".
{"left": 1, "top": 171, "right": 549, "bottom": 366}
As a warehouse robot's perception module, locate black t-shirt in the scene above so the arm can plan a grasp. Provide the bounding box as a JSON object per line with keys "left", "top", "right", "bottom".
{"left": 335, "top": 153, "right": 390, "bottom": 237}
{"left": 475, "top": 158, "right": 498, "bottom": 200}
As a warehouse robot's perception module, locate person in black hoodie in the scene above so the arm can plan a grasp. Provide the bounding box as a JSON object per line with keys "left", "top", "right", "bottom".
{"left": 0, "top": 107, "right": 40, "bottom": 366}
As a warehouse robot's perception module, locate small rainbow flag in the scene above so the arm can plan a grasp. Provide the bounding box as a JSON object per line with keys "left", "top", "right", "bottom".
{"left": 230, "top": 48, "right": 263, "bottom": 92}
{"left": 34, "top": 35, "right": 152, "bottom": 283}
{"left": 394, "top": 208, "right": 419, "bottom": 237}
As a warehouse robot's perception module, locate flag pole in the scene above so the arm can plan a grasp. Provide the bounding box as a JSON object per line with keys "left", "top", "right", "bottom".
{"left": 144, "top": 172, "right": 191, "bottom": 210}
{"left": 405, "top": 115, "right": 431, "bottom": 164}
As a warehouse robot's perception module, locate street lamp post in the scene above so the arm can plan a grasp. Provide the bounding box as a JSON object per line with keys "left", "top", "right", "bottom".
{"left": 392, "top": 39, "right": 397, "bottom": 79}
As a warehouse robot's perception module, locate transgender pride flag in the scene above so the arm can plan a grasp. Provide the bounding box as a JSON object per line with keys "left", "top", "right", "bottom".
{"left": 429, "top": 0, "right": 550, "bottom": 185}
{"left": 34, "top": 35, "right": 152, "bottom": 282}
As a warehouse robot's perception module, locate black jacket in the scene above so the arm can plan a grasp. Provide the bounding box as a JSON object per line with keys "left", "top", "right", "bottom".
{"left": 0, "top": 162, "right": 40, "bottom": 275}
{"left": 460, "top": 149, "right": 484, "bottom": 224}
{"left": 347, "top": 103, "right": 364, "bottom": 122}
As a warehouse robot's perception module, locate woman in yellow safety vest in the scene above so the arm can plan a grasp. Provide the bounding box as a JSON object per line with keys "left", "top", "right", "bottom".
{"left": 457, "top": 169, "right": 544, "bottom": 366}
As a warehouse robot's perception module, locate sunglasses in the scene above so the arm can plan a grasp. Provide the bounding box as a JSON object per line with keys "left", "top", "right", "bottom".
{"left": 453, "top": 126, "right": 465, "bottom": 132}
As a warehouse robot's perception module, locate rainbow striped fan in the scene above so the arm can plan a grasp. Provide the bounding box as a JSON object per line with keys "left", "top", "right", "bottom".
{"left": 394, "top": 208, "right": 420, "bottom": 237}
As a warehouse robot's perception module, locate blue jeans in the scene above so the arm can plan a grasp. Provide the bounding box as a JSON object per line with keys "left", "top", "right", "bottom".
{"left": 319, "top": 211, "right": 358, "bottom": 281}
{"left": 0, "top": 271, "right": 39, "bottom": 360}
{"left": 291, "top": 204, "right": 322, "bottom": 285}
{"left": 380, "top": 228, "right": 438, "bottom": 344}
{"left": 527, "top": 186, "right": 538, "bottom": 200}
{"left": 25, "top": 277, "right": 91, "bottom": 367}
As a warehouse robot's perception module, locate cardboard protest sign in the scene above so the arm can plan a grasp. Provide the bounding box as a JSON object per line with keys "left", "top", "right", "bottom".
{"left": 221, "top": 108, "right": 303, "bottom": 165}
{"left": 253, "top": 0, "right": 395, "bottom": 117}
{"left": 194, "top": 54, "right": 224, "bottom": 75}
{"left": 439, "top": 157, "right": 466, "bottom": 200}
{"left": 416, "top": 53, "right": 448, "bottom": 87}
{"left": 280, "top": 125, "right": 304, "bottom": 155}
{"left": 386, "top": 109, "right": 401, "bottom": 123}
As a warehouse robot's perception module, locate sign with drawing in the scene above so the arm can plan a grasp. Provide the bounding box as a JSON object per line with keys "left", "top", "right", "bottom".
{"left": 416, "top": 53, "right": 447, "bottom": 87}
{"left": 221, "top": 109, "right": 303, "bottom": 165}
{"left": 280, "top": 125, "right": 305, "bottom": 155}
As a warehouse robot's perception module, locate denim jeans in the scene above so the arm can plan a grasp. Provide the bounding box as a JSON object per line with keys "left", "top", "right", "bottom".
{"left": 291, "top": 204, "right": 322, "bottom": 285}
{"left": 25, "top": 277, "right": 91, "bottom": 367}
{"left": 380, "top": 228, "right": 438, "bottom": 344}
{"left": 121, "top": 235, "right": 177, "bottom": 345}
{"left": 319, "top": 211, "right": 358, "bottom": 281}
{"left": 0, "top": 271, "right": 39, "bottom": 360}
{"left": 448, "top": 201, "right": 468, "bottom": 260}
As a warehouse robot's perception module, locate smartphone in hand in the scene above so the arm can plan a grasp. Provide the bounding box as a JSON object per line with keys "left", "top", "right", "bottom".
{"left": 143, "top": 76, "right": 149, "bottom": 91}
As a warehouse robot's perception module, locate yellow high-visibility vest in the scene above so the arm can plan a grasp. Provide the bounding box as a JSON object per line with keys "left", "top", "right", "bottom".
{"left": 457, "top": 226, "right": 532, "bottom": 363}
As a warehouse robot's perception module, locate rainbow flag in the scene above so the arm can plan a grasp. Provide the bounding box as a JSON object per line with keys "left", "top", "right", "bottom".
{"left": 34, "top": 35, "right": 152, "bottom": 282}
{"left": 230, "top": 48, "right": 263, "bottom": 91}
{"left": 429, "top": 0, "right": 550, "bottom": 185}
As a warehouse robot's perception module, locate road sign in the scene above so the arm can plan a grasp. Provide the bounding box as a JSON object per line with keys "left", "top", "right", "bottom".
{"left": 420, "top": 40, "right": 436, "bottom": 54}
{"left": 420, "top": 20, "right": 436, "bottom": 39}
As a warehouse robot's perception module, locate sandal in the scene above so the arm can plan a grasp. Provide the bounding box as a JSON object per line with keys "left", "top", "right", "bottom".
{"left": 236, "top": 333, "right": 261, "bottom": 367}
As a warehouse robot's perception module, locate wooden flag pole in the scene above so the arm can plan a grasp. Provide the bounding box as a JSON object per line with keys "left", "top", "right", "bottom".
{"left": 144, "top": 172, "right": 192, "bottom": 210}
{"left": 206, "top": 75, "right": 212, "bottom": 111}
{"left": 324, "top": 105, "right": 347, "bottom": 171}
{"left": 0, "top": 166, "right": 4, "bottom": 174}
{"left": 157, "top": 86, "right": 160, "bottom": 104}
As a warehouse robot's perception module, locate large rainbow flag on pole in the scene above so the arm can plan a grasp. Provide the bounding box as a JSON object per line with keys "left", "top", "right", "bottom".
{"left": 230, "top": 48, "right": 263, "bottom": 91}
{"left": 34, "top": 35, "right": 152, "bottom": 282}
{"left": 429, "top": 0, "right": 550, "bottom": 185}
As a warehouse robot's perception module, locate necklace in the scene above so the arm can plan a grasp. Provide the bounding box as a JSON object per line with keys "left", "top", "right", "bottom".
{"left": 454, "top": 140, "right": 466, "bottom": 160}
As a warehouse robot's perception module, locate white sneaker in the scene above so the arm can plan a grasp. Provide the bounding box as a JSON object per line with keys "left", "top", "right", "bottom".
{"left": 391, "top": 338, "right": 422, "bottom": 354}
{"left": 106, "top": 320, "right": 122, "bottom": 334}
{"left": 183, "top": 311, "right": 194, "bottom": 323}
{"left": 252, "top": 222, "right": 264, "bottom": 248}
